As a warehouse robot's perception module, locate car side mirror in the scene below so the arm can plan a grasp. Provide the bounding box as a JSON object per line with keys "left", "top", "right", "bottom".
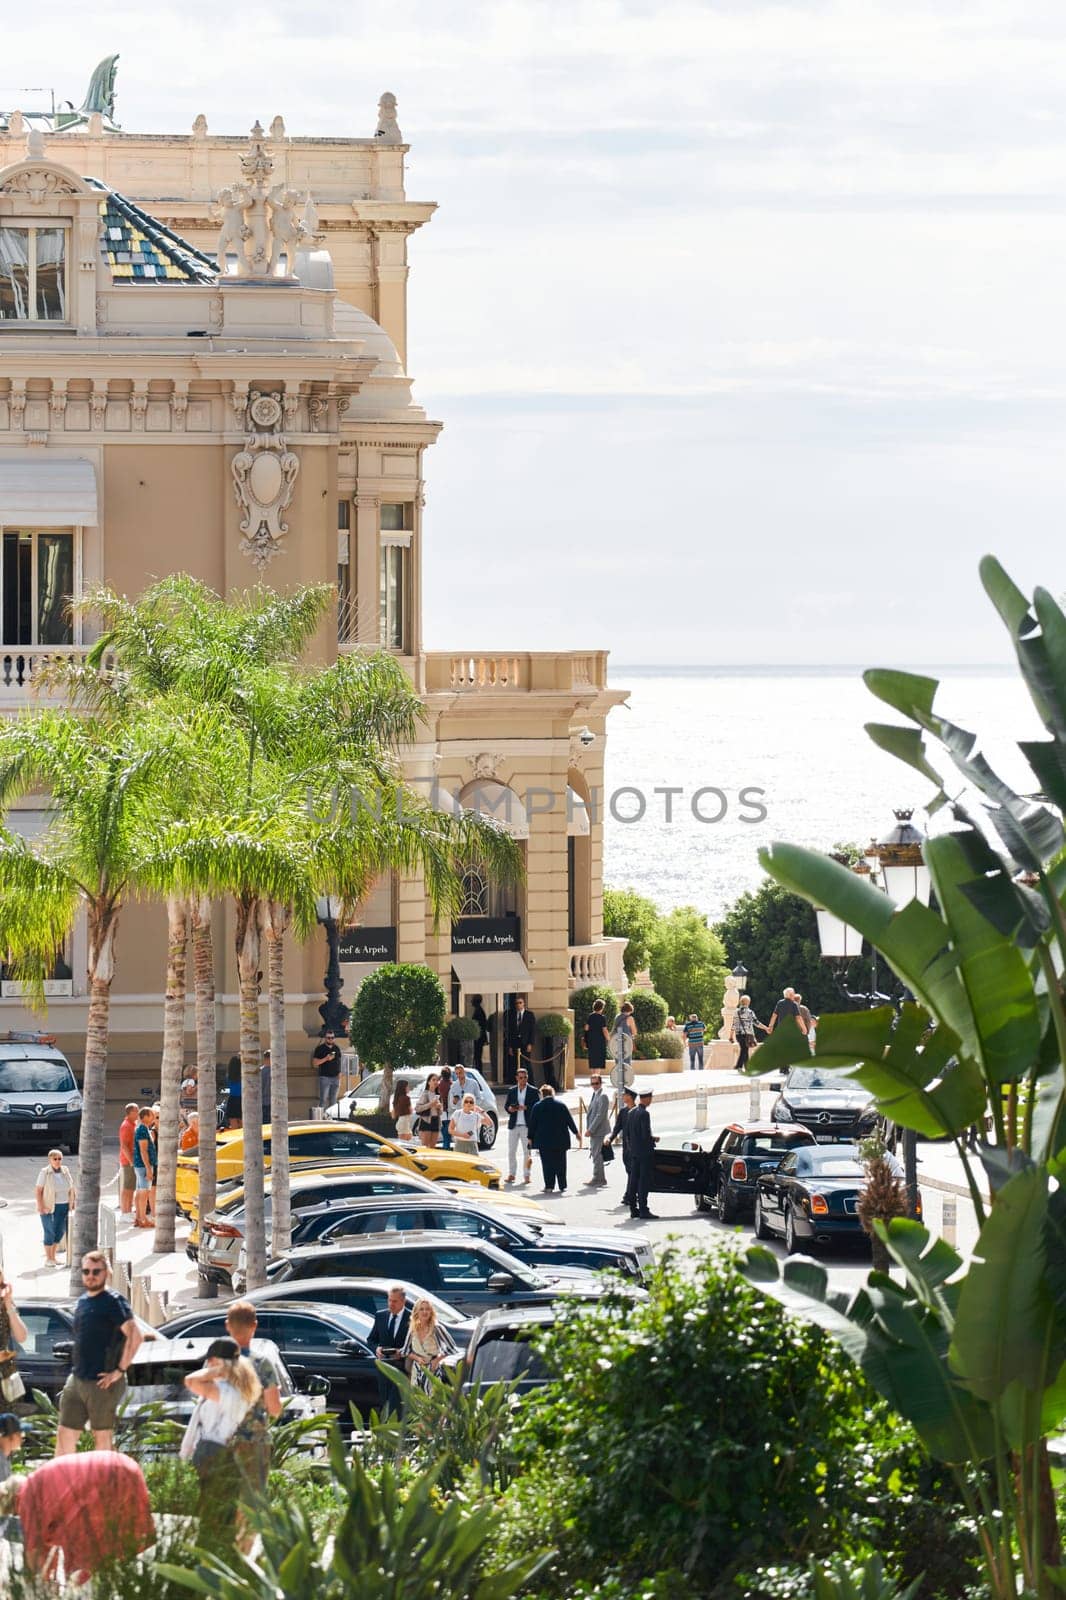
{"left": 769, "top": 1081, "right": 782, "bottom": 1093}
{"left": 487, "top": 1272, "right": 515, "bottom": 1292}
{"left": 681, "top": 1141, "right": 702, "bottom": 1152}
{"left": 52, "top": 1340, "right": 74, "bottom": 1361}
{"left": 377, "top": 1144, "right": 397, "bottom": 1158}
{"left": 303, "top": 1374, "right": 332, "bottom": 1397}
{"left": 488, "top": 1231, "right": 509, "bottom": 1248}
{"left": 336, "top": 1339, "right": 368, "bottom": 1357}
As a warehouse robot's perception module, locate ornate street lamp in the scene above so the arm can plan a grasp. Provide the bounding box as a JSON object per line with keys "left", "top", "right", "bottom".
{"left": 315, "top": 894, "right": 350, "bottom": 1038}
{"left": 868, "top": 809, "right": 932, "bottom": 908}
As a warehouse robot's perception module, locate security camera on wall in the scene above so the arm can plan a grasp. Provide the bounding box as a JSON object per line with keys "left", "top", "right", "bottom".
{"left": 578, "top": 726, "right": 594, "bottom": 749}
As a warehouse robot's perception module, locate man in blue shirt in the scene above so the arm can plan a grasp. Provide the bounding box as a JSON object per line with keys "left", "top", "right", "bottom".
{"left": 56, "top": 1252, "right": 141, "bottom": 1455}
{"left": 131, "top": 1107, "right": 154, "bottom": 1229}
{"left": 683, "top": 1014, "right": 705, "bottom": 1070}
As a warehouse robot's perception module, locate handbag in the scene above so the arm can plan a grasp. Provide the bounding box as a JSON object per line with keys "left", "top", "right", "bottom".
{"left": 601, "top": 1139, "right": 615, "bottom": 1164}
{"left": 1, "top": 1369, "right": 25, "bottom": 1403}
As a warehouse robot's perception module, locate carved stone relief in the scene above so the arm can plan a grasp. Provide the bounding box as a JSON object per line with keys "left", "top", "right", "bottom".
{"left": 212, "top": 123, "right": 308, "bottom": 279}
{"left": 0, "top": 168, "right": 79, "bottom": 206}
{"left": 231, "top": 389, "right": 300, "bottom": 570}
{"left": 471, "top": 752, "right": 504, "bottom": 781}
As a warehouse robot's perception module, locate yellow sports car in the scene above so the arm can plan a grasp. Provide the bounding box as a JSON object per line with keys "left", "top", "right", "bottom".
{"left": 176, "top": 1120, "right": 500, "bottom": 1216}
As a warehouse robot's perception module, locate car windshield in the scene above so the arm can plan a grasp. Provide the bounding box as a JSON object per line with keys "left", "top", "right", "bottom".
{"left": 785, "top": 1068, "right": 854, "bottom": 1092}
{"left": 794, "top": 1150, "right": 865, "bottom": 1178}
{"left": 352, "top": 1071, "right": 428, "bottom": 1099}
{"left": 745, "top": 1134, "right": 809, "bottom": 1157}
{"left": 0, "top": 1059, "right": 77, "bottom": 1093}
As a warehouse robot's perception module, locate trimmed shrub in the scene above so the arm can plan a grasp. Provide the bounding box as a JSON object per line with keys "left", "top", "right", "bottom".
{"left": 443, "top": 1015, "right": 480, "bottom": 1043}
{"left": 634, "top": 1029, "right": 683, "bottom": 1061}
{"left": 538, "top": 1012, "right": 572, "bottom": 1039}
{"left": 627, "top": 990, "right": 669, "bottom": 1034}
{"left": 571, "top": 985, "right": 619, "bottom": 1056}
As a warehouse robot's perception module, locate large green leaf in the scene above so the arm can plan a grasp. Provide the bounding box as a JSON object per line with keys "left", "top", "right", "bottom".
{"left": 950, "top": 1164, "right": 1055, "bottom": 1402}
{"left": 925, "top": 832, "right": 1042, "bottom": 1086}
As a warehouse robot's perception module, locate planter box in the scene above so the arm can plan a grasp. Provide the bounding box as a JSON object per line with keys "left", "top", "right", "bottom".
{"left": 633, "top": 1056, "right": 684, "bottom": 1076}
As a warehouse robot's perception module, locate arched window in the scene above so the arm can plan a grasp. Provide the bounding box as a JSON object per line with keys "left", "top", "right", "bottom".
{"left": 460, "top": 867, "right": 488, "bottom": 917}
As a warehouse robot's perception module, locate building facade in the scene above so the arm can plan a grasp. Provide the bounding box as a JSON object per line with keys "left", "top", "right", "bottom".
{"left": 0, "top": 89, "right": 626, "bottom": 1098}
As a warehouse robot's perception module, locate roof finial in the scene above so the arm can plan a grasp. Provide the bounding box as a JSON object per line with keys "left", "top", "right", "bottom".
{"left": 270, "top": 115, "right": 286, "bottom": 140}
{"left": 26, "top": 128, "right": 45, "bottom": 160}
{"left": 375, "top": 92, "right": 402, "bottom": 143}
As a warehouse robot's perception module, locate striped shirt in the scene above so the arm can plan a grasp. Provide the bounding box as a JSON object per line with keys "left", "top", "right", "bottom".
{"left": 683, "top": 1019, "right": 705, "bottom": 1045}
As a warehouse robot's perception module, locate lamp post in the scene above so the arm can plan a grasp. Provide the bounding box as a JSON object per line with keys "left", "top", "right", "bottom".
{"left": 315, "top": 894, "right": 350, "bottom": 1038}
{"left": 815, "top": 812, "right": 931, "bottom": 1219}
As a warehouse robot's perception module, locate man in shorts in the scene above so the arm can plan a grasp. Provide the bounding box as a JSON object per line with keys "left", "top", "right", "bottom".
{"left": 132, "top": 1107, "right": 155, "bottom": 1229}
{"left": 56, "top": 1251, "right": 142, "bottom": 1455}
{"left": 118, "top": 1103, "right": 139, "bottom": 1217}
{"left": 224, "top": 1299, "right": 282, "bottom": 1498}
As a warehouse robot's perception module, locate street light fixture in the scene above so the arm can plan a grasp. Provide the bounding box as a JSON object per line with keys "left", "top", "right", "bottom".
{"left": 315, "top": 894, "right": 350, "bottom": 1038}
{"left": 869, "top": 809, "right": 932, "bottom": 908}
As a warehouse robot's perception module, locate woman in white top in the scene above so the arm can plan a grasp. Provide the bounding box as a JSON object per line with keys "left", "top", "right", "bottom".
{"left": 35, "top": 1150, "right": 75, "bottom": 1267}
{"left": 450, "top": 1093, "right": 493, "bottom": 1154}
{"left": 414, "top": 1074, "right": 443, "bottom": 1148}
{"left": 405, "top": 1299, "right": 444, "bottom": 1386}
{"left": 182, "top": 1336, "right": 262, "bottom": 1547}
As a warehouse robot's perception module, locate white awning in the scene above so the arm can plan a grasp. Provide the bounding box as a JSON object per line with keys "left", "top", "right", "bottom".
{"left": 452, "top": 952, "right": 534, "bottom": 993}
{"left": 461, "top": 780, "right": 529, "bottom": 839}
{"left": 0, "top": 458, "right": 98, "bottom": 525}
{"left": 567, "top": 787, "right": 590, "bottom": 837}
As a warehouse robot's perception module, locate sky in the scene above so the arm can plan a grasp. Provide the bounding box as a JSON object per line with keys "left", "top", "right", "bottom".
{"left": 4, "top": 2, "right": 1066, "bottom": 664}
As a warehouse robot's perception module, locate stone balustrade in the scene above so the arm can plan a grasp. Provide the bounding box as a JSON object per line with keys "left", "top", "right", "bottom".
{"left": 424, "top": 650, "right": 608, "bottom": 695}
{"left": 568, "top": 936, "right": 628, "bottom": 993}
{"left": 0, "top": 644, "right": 96, "bottom": 705}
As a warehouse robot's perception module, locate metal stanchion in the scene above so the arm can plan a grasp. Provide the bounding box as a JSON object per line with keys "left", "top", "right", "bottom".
{"left": 694, "top": 1083, "right": 708, "bottom": 1131}
{"left": 748, "top": 1076, "right": 761, "bottom": 1120}
{"left": 941, "top": 1194, "right": 957, "bottom": 1247}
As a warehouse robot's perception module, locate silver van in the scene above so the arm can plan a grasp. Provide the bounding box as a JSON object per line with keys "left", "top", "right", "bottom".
{"left": 0, "top": 1034, "right": 82, "bottom": 1151}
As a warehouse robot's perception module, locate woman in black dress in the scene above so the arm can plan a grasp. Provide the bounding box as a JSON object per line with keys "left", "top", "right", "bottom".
{"left": 583, "top": 1000, "right": 610, "bottom": 1072}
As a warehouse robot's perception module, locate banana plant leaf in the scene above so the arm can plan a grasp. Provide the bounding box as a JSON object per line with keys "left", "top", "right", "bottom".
{"left": 981, "top": 557, "right": 1066, "bottom": 744}
{"left": 742, "top": 1246, "right": 995, "bottom": 1464}
{"left": 745, "top": 1002, "right": 985, "bottom": 1139}
{"left": 950, "top": 1165, "right": 1061, "bottom": 1403}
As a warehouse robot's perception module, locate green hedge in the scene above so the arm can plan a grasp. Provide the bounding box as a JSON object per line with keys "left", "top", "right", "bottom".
{"left": 571, "top": 985, "right": 619, "bottom": 1056}
{"left": 627, "top": 990, "right": 669, "bottom": 1033}
{"left": 634, "top": 1029, "right": 684, "bottom": 1061}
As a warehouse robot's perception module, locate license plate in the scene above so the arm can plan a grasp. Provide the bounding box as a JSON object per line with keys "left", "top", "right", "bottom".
{"left": 32, "top": 1121, "right": 48, "bottom": 1130}
{"left": 814, "top": 1133, "right": 838, "bottom": 1143}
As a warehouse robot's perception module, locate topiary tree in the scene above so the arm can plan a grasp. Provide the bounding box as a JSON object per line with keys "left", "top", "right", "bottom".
{"left": 349, "top": 963, "right": 447, "bottom": 1111}
{"left": 570, "top": 985, "right": 619, "bottom": 1057}
{"left": 626, "top": 990, "right": 668, "bottom": 1035}
{"left": 648, "top": 907, "right": 727, "bottom": 1025}
{"left": 603, "top": 885, "right": 661, "bottom": 982}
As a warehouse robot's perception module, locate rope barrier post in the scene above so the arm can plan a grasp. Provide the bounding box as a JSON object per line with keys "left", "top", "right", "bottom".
{"left": 748, "top": 1075, "right": 761, "bottom": 1121}
{"left": 941, "top": 1194, "right": 957, "bottom": 1248}
{"left": 694, "top": 1083, "right": 708, "bottom": 1132}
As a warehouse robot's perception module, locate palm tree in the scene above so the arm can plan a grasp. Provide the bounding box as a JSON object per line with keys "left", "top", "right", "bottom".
{"left": 152, "top": 894, "right": 188, "bottom": 1253}
{"left": 0, "top": 715, "right": 170, "bottom": 1293}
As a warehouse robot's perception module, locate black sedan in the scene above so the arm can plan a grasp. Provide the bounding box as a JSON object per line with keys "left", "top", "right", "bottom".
{"left": 753, "top": 1145, "right": 872, "bottom": 1252}
{"left": 159, "top": 1301, "right": 444, "bottom": 1422}
{"left": 643, "top": 1122, "right": 815, "bottom": 1218}
{"left": 769, "top": 1066, "right": 879, "bottom": 1142}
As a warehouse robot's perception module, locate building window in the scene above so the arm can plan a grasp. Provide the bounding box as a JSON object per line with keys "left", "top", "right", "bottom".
{"left": 379, "top": 503, "right": 412, "bottom": 652}
{"left": 337, "top": 499, "right": 353, "bottom": 644}
{"left": 0, "top": 225, "right": 69, "bottom": 322}
{"left": 460, "top": 867, "right": 488, "bottom": 917}
{"left": 1, "top": 530, "right": 75, "bottom": 646}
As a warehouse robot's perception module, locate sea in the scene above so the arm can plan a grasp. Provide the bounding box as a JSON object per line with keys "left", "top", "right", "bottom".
{"left": 601, "top": 665, "right": 1043, "bottom": 923}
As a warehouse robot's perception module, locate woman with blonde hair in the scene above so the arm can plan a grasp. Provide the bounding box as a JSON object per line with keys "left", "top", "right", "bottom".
{"left": 182, "top": 1337, "right": 262, "bottom": 1546}
{"left": 450, "top": 1092, "right": 493, "bottom": 1154}
{"left": 404, "top": 1298, "right": 444, "bottom": 1388}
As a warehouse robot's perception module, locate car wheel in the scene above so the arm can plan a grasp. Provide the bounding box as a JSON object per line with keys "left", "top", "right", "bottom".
{"left": 784, "top": 1208, "right": 799, "bottom": 1254}
{"left": 479, "top": 1113, "right": 499, "bottom": 1151}
{"left": 753, "top": 1194, "right": 771, "bottom": 1240}
{"left": 718, "top": 1186, "right": 738, "bottom": 1224}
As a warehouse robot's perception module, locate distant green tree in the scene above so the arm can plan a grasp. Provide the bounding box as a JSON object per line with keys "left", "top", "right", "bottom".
{"left": 350, "top": 964, "right": 447, "bottom": 1111}
{"left": 603, "top": 885, "right": 660, "bottom": 981}
{"left": 714, "top": 880, "right": 864, "bottom": 1021}
{"left": 648, "top": 907, "right": 727, "bottom": 1023}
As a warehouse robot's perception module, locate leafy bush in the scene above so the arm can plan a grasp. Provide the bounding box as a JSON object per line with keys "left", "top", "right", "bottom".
{"left": 626, "top": 989, "right": 668, "bottom": 1033}
{"left": 370, "top": 1362, "right": 522, "bottom": 1493}
{"left": 634, "top": 1028, "right": 683, "bottom": 1060}
{"left": 495, "top": 1250, "right": 922, "bottom": 1595}
{"left": 603, "top": 885, "right": 662, "bottom": 981}
{"left": 648, "top": 907, "right": 728, "bottom": 1024}
{"left": 444, "top": 1015, "right": 481, "bottom": 1043}
{"left": 714, "top": 879, "right": 866, "bottom": 1020}
{"left": 570, "top": 985, "right": 618, "bottom": 1056}
{"left": 350, "top": 963, "right": 447, "bottom": 1106}
{"left": 538, "top": 1012, "right": 572, "bottom": 1039}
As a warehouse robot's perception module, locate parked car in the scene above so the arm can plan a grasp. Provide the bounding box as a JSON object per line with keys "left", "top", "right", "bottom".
{"left": 753, "top": 1143, "right": 920, "bottom": 1253}
{"left": 119, "top": 1335, "right": 328, "bottom": 1428}
{"left": 176, "top": 1120, "right": 501, "bottom": 1214}
{"left": 769, "top": 1067, "right": 879, "bottom": 1142}
{"left": 291, "top": 1196, "right": 655, "bottom": 1282}
{"left": 332, "top": 1068, "right": 499, "bottom": 1150}
{"left": 159, "top": 1301, "right": 446, "bottom": 1422}
{"left": 256, "top": 1233, "right": 635, "bottom": 1317}
{"left": 11, "top": 1301, "right": 159, "bottom": 1399}
{"left": 458, "top": 1305, "right": 558, "bottom": 1394}
{"left": 239, "top": 1276, "right": 477, "bottom": 1352}
{"left": 0, "top": 1035, "right": 82, "bottom": 1153}
{"left": 644, "top": 1122, "right": 817, "bottom": 1217}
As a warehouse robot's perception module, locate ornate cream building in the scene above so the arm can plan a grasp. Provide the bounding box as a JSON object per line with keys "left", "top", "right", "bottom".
{"left": 0, "top": 72, "right": 626, "bottom": 1098}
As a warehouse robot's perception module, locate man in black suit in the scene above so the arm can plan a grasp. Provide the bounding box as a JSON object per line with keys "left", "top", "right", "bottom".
{"left": 369, "top": 1286, "right": 411, "bottom": 1414}
{"left": 613, "top": 1086, "right": 638, "bottom": 1211}
{"left": 527, "top": 1084, "right": 580, "bottom": 1193}
{"left": 505, "top": 996, "right": 537, "bottom": 1085}
{"left": 629, "top": 1087, "right": 658, "bottom": 1220}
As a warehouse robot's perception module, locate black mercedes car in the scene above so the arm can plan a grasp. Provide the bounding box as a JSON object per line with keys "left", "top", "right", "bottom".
{"left": 769, "top": 1066, "right": 879, "bottom": 1142}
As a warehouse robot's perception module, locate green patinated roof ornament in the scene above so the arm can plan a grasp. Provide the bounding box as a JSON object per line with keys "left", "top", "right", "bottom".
{"left": 80, "top": 54, "right": 120, "bottom": 121}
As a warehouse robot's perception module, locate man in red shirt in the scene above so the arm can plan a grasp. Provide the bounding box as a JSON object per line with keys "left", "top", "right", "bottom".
{"left": 18, "top": 1451, "right": 154, "bottom": 1582}
{"left": 117, "top": 1103, "right": 139, "bottom": 1217}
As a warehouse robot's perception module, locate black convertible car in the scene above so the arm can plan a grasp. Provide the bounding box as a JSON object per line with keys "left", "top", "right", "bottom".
{"left": 643, "top": 1122, "right": 816, "bottom": 1216}
{"left": 753, "top": 1144, "right": 871, "bottom": 1252}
